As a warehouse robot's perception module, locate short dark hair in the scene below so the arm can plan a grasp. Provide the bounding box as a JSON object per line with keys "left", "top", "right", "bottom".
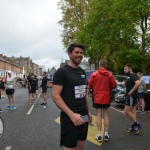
{"left": 67, "top": 43, "right": 85, "bottom": 52}
{"left": 99, "top": 60, "right": 107, "bottom": 68}
{"left": 43, "top": 71, "right": 47, "bottom": 75}
{"left": 124, "top": 64, "right": 132, "bottom": 68}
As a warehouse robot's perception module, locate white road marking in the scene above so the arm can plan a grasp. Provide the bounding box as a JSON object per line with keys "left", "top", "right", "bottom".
{"left": 27, "top": 104, "right": 35, "bottom": 115}
{"left": 5, "top": 146, "right": 12, "bottom": 150}
{"left": 37, "top": 90, "right": 42, "bottom": 99}
{"left": 110, "top": 106, "right": 125, "bottom": 114}
{"left": 27, "top": 90, "right": 41, "bottom": 115}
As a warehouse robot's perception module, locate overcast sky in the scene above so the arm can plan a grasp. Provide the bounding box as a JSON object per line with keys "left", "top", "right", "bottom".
{"left": 0, "top": 0, "right": 68, "bottom": 69}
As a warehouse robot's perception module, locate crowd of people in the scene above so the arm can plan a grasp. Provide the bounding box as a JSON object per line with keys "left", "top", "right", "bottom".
{"left": 52, "top": 43, "right": 146, "bottom": 150}
{"left": 0, "top": 43, "right": 147, "bottom": 150}
{"left": 0, "top": 71, "right": 50, "bottom": 112}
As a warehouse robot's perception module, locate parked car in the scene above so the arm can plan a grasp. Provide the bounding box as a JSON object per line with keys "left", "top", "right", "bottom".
{"left": 114, "top": 77, "right": 150, "bottom": 110}
{"left": 111, "top": 75, "right": 127, "bottom": 101}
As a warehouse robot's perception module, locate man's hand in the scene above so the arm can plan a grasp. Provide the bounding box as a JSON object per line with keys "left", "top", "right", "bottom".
{"left": 88, "top": 112, "right": 92, "bottom": 124}
{"left": 128, "top": 91, "right": 133, "bottom": 96}
{"left": 69, "top": 113, "right": 84, "bottom": 126}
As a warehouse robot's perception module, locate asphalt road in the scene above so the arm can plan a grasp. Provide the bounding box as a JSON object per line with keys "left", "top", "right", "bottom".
{"left": 0, "top": 87, "right": 150, "bottom": 150}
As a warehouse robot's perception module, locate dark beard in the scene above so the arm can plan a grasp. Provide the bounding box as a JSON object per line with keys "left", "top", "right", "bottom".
{"left": 71, "top": 58, "right": 82, "bottom": 66}
{"left": 124, "top": 71, "right": 130, "bottom": 76}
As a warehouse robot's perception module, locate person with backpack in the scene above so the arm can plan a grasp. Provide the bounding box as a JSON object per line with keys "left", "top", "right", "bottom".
{"left": 28, "top": 73, "right": 38, "bottom": 106}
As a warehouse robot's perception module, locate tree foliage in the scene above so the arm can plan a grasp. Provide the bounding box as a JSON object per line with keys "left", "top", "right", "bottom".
{"left": 58, "top": 0, "right": 150, "bottom": 74}
{"left": 58, "top": 0, "right": 90, "bottom": 48}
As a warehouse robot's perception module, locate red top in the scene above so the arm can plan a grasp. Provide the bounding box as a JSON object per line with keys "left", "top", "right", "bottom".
{"left": 88, "top": 68, "right": 117, "bottom": 104}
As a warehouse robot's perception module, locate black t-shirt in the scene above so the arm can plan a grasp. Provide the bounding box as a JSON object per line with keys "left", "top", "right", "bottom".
{"left": 53, "top": 64, "right": 88, "bottom": 115}
{"left": 29, "top": 76, "right": 38, "bottom": 87}
{"left": 0, "top": 79, "right": 4, "bottom": 87}
{"left": 125, "top": 73, "right": 139, "bottom": 94}
{"left": 41, "top": 76, "right": 48, "bottom": 87}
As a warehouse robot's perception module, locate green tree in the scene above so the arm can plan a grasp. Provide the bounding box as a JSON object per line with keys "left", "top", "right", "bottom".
{"left": 76, "top": 0, "right": 150, "bottom": 73}
{"left": 58, "top": 0, "right": 90, "bottom": 48}
{"left": 112, "top": 0, "right": 150, "bottom": 74}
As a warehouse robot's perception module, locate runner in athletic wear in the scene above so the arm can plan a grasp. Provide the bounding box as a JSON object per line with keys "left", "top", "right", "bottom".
{"left": 40, "top": 72, "right": 48, "bottom": 106}
{"left": 124, "top": 64, "right": 142, "bottom": 134}
{"left": 52, "top": 43, "right": 92, "bottom": 150}
{"left": 5, "top": 71, "right": 16, "bottom": 110}
{"left": 137, "top": 72, "right": 146, "bottom": 114}
{"left": 27, "top": 73, "right": 31, "bottom": 102}
{"left": 1, "top": 77, "right": 6, "bottom": 98}
{"left": 34, "top": 75, "right": 39, "bottom": 98}
{"left": 0, "top": 77, "right": 3, "bottom": 99}
{"left": 88, "top": 60, "right": 117, "bottom": 142}
{"left": 28, "top": 73, "right": 38, "bottom": 106}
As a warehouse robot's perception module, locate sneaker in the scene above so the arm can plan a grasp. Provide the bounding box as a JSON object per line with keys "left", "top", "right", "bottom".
{"left": 6, "top": 106, "right": 12, "bottom": 110}
{"left": 34, "top": 103, "right": 36, "bottom": 106}
{"left": 140, "top": 111, "right": 145, "bottom": 115}
{"left": 136, "top": 123, "right": 142, "bottom": 131}
{"left": 132, "top": 126, "right": 140, "bottom": 134}
{"left": 95, "top": 135, "right": 103, "bottom": 142}
{"left": 41, "top": 102, "right": 47, "bottom": 105}
{"left": 136, "top": 110, "right": 142, "bottom": 113}
{"left": 2, "top": 95, "right": 5, "bottom": 98}
{"left": 0, "top": 108, "right": 3, "bottom": 112}
{"left": 11, "top": 106, "right": 16, "bottom": 110}
{"left": 104, "top": 135, "right": 110, "bottom": 142}
{"left": 125, "top": 124, "right": 134, "bottom": 133}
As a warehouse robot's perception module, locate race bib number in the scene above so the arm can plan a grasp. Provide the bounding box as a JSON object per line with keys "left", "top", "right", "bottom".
{"left": 74, "top": 85, "right": 86, "bottom": 99}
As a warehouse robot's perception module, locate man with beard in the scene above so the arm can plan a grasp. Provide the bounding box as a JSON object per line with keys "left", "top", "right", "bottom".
{"left": 124, "top": 64, "right": 142, "bottom": 134}
{"left": 52, "top": 43, "right": 92, "bottom": 150}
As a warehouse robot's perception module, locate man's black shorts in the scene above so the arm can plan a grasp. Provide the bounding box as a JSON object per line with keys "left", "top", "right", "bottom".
{"left": 125, "top": 94, "right": 137, "bottom": 106}
{"left": 6, "top": 89, "right": 15, "bottom": 95}
{"left": 93, "top": 103, "right": 110, "bottom": 109}
{"left": 42, "top": 86, "right": 47, "bottom": 93}
{"left": 60, "top": 113, "right": 88, "bottom": 148}
{"left": 28, "top": 86, "right": 36, "bottom": 93}
{"left": 137, "top": 92, "right": 145, "bottom": 99}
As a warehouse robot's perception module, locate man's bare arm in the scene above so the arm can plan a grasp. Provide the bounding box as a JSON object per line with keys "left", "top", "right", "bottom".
{"left": 129, "top": 80, "right": 141, "bottom": 95}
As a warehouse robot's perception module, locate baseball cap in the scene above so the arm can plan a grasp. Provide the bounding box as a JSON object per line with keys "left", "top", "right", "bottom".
{"left": 7, "top": 71, "right": 12, "bottom": 74}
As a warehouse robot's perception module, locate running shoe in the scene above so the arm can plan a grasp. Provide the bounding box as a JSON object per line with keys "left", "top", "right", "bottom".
{"left": 140, "top": 111, "right": 145, "bottom": 115}
{"left": 136, "top": 110, "right": 141, "bottom": 113}
{"left": 104, "top": 135, "right": 110, "bottom": 142}
{"left": 95, "top": 135, "right": 103, "bottom": 142}
{"left": 132, "top": 126, "right": 140, "bottom": 134}
{"left": 11, "top": 106, "right": 16, "bottom": 110}
{"left": 41, "top": 102, "right": 47, "bottom": 105}
{"left": 34, "top": 103, "right": 36, "bottom": 106}
{"left": 136, "top": 123, "right": 142, "bottom": 131}
{"left": 6, "top": 106, "right": 12, "bottom": 110}
{"left": 2, "top": 95, "right": 5, "bottom": 98}
{"left": 125, "top": 124, "right": 134, "bottom": 133}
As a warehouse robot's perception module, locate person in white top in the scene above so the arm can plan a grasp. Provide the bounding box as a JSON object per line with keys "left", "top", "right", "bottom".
{"left": 5, "top": 71, "right": 16, "bottom": 110}
{"left": 137, "top": 72, "right": 146, "bottom": 114}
